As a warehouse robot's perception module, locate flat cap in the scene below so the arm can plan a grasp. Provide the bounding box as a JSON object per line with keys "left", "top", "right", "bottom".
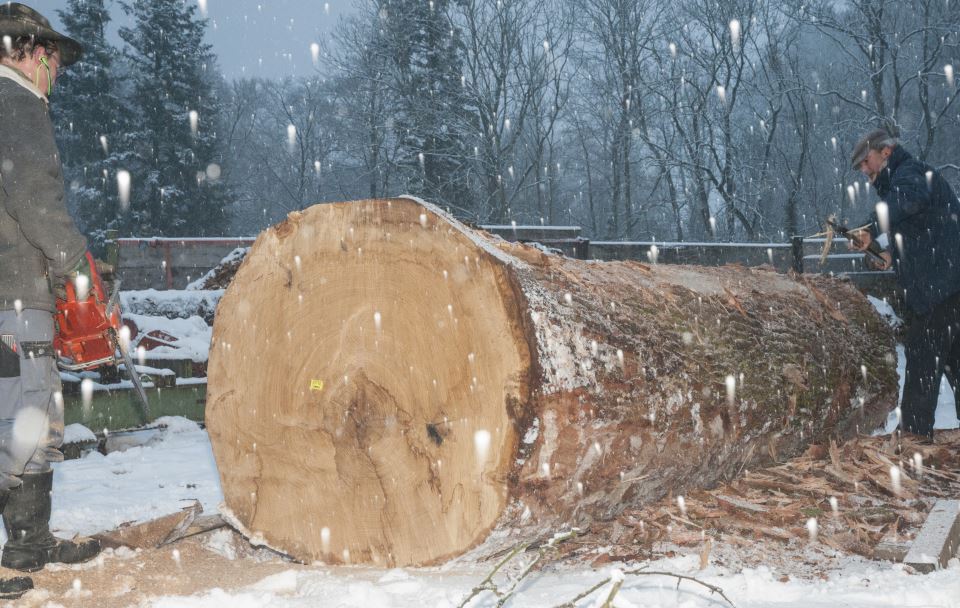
{"left": 850, "top": 129, "right": 897, "bottom": 169}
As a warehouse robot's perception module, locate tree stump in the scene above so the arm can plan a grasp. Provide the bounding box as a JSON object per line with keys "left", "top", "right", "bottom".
{"left": 206, "top": 197, "right": 898, "bottom": 567}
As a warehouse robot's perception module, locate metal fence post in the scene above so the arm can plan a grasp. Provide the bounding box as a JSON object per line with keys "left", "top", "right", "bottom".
{"left": 574, "top": 238, "right": 590, "bottom": 260}
{"left": 791, "top": 236, "right": 804, "bottom": 273}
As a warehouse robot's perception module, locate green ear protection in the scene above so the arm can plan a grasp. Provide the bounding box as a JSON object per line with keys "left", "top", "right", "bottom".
{"left": 36, "top": 55, "right": 52, "bottom": 96}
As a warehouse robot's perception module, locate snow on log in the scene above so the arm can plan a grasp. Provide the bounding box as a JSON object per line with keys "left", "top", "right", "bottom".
{"left": 206, "top": 197, "right": 898, "bottom": 567}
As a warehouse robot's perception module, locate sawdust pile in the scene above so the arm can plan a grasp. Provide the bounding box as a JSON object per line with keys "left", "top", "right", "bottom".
{"left": 554, "top": 430, "right": 960, "bottom": 565}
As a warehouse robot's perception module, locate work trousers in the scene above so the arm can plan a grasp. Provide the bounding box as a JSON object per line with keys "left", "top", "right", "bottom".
{"left": 0, "top": 309, "right": 63, "bottom": 490}
{"left": 901, "top": 291, "right": 960, "bottom": 437}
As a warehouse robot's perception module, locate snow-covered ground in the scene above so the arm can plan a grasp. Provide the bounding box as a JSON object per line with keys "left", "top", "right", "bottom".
{"left": 44, "top": 412, "right": 960, "bottom": 607}
{"left": 144, "top": 559, "right": 960, "bottom": 608}
{"left": 51, "top": 417, "right": 222, "bottom": 539}
{"left": 32, "top": 294, "right": 960, "bottom": 607}
{"left": 45, "top": 424, "right": 960, "bottom": 606}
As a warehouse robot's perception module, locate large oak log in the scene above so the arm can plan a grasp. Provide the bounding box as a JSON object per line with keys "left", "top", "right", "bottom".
{"left": 206, "top": 197, "right": 898, "bottom": 567}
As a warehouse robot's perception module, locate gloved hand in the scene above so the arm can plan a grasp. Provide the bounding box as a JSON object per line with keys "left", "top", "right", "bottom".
{"left": 95, "top": 259, "right": 115, "bottom": 282}
{"left": 54, "top": 253, "right": 94, "bottom": 301}
{"left": 864, "top": 249, "right": 893, "bottom": 271}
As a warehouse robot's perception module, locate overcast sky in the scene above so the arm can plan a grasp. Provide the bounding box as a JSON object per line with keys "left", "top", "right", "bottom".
{"left": 28, "top": 0, "right": 354, "bottom": 79}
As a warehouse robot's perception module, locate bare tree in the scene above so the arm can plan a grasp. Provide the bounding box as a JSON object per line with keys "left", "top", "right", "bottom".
{"left": 214, "top": 0, "right": 959, "bottom": 244}
{"left": 325, "top": 9, "right": 398, "bottom": 199}
{"left": 449, "top": 0, "right": 572, "bottom": 222}
{"left": 804, "top": 0, "right": 960, "bottom": 157}
{"left": 580, "top": 0, "right": 667, "bottom": 238}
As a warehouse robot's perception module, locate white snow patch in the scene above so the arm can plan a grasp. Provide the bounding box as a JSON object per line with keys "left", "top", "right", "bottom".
{"left": 867, "top": 295, "right": 902, "bottom": 329}
{"left": 124, "top": 312, "right": 212, "bottom": 362}
{"left": 147, "top": 415, "right": 202, "bottom": 434}
{"left": 203, "top": 528, "right": 239, "bottom": 561}
{"left": 63, "top": 423, "right": 96, "bottom": 444}
{"left": 139, "top": 555, "right": 960, "bottom": 608}
{"left": 185, "top": 247, "right": 249, "bottom": 290}
{"left": 121, "top": 288, "right": 223, "bottom": 320}
{"left": 523, "top": 417, "right": 540, "bottom": 444}
{"left": 49, "top": 417, "right": 222, "bottom": 538}
{"left": 251, "top": 570, "right": 299, "bottom": 593}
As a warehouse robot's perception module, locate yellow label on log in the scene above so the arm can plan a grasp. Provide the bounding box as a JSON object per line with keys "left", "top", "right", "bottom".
{"left": 309, "top": 379, "right": 324, "bottom": 392}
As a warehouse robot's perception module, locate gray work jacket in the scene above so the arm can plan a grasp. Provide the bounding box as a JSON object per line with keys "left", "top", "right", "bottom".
{"left": 0, "top": 65, "right": 86, "bottom": 313}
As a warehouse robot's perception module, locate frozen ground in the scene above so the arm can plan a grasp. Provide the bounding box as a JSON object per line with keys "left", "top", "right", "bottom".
{"left": 145, "top": 558, "right": 960, "bottom": 608}
{"left": 44, "top": 421, "right": 960, "bottom": 607}
{"left": 26, "top": 295, "right": 960, "bottom": 607}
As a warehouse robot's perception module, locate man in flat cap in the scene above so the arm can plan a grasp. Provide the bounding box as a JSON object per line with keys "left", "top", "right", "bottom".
{"left": 849, "top": 128, "right": 960, "bottom": 441}
{"left": 0, "top": 3, "right": 101, "bottom": 598}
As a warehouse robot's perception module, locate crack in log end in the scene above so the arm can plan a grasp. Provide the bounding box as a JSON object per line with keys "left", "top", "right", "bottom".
{"left": 333, "top": 372, "right": 393, "bottom": 449}
{"left": 426, "top": 423, "right": 444, "bottom": 446}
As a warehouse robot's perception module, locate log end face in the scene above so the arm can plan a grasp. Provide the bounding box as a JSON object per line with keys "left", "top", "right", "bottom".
{"left": 207, "top": 198, "right": 533, "bottom": 566}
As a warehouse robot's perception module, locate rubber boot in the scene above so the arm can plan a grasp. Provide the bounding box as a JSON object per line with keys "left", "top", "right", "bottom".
{"left": 1, "top": 471, "right": 100, "bottom": 572}
{"left": 0, "top": 576, "right": 32, "bottom": 599}
{"left": 0, "top": 490, "right": 32, "bottom": 599}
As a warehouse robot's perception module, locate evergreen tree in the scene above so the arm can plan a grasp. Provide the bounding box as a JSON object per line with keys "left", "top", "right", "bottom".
{"left": 53, "top": 0, "right": 129, "bottom": 251}
{"left": 118, "top": 0, "right": 230, "bottom": 236}
{"left": 378, "top": 0, "right": 473, "bottom": 209}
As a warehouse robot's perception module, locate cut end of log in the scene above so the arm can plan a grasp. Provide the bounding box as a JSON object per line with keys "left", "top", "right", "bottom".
{"left": 206, "top": 198, "right": 532, "bottom": 566}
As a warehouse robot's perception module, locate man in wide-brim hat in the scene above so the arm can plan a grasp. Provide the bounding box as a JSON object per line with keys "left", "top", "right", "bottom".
{"left": 0, "top": 4, "right": 102, "bottom": 600}
{"left": 0, "top": 2, "right": 82, "bottom": 65}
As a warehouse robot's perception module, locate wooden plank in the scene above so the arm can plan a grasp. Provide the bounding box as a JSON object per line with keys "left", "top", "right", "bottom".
{"left": 94, "top": 501, "right": 202, "bottom": 550}
{"left": 904, "top": 500, "right": 960, "bottom": 573}
{"left": 170, "top": 514, "right": 227, "bottom": 543}
{"left": 873, "top": 541, "right": 910, "bottom": 562}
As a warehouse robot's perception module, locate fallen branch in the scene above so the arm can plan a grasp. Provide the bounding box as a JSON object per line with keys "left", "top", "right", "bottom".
{"left": 600, "top": 575, "right": 624, "bottom": 608}
{"left": 458, "top": 530, "right": 579, "bottom": 608}
{"left": 553, "top": 566, "right": 736, "bottom": 608}
{"left": 457, "top": 542, "right": 528, "bottom": 608}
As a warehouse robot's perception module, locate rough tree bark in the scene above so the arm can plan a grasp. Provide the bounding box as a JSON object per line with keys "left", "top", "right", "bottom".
{"left": 206, "top": 197, "right": 897, "bottom": 567}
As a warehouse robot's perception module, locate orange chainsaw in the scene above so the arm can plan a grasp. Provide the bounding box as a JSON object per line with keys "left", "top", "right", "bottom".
{"left": 53, "top": 252, "right": 151, "bottom": 421}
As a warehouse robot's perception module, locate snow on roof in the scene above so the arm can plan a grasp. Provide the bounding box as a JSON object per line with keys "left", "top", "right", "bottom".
{"left": 63, "top": 423, "right": 97, "bottom": 445}
{"left": 124, "top": 312, "right": 212, "bottom": 362}
{"left": 121, "top": 289, "right": 223, "bottom": 323}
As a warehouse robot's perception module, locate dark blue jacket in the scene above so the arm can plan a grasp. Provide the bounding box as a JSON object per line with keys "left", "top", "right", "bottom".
{"left": 865, "top": 146, "right": 960, "bottom": 314}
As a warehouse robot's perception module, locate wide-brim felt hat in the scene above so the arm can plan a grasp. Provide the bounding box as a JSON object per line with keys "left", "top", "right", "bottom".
{"left": 0, "top": 3, "right": 82, "bottom": 65}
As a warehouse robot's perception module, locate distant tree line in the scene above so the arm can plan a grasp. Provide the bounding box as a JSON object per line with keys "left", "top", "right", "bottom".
{"left": 54, "top": 0, "right": 229, "bottom": 246}
{"left": 55, "top": 0, "right": 960, "bottom": 244}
